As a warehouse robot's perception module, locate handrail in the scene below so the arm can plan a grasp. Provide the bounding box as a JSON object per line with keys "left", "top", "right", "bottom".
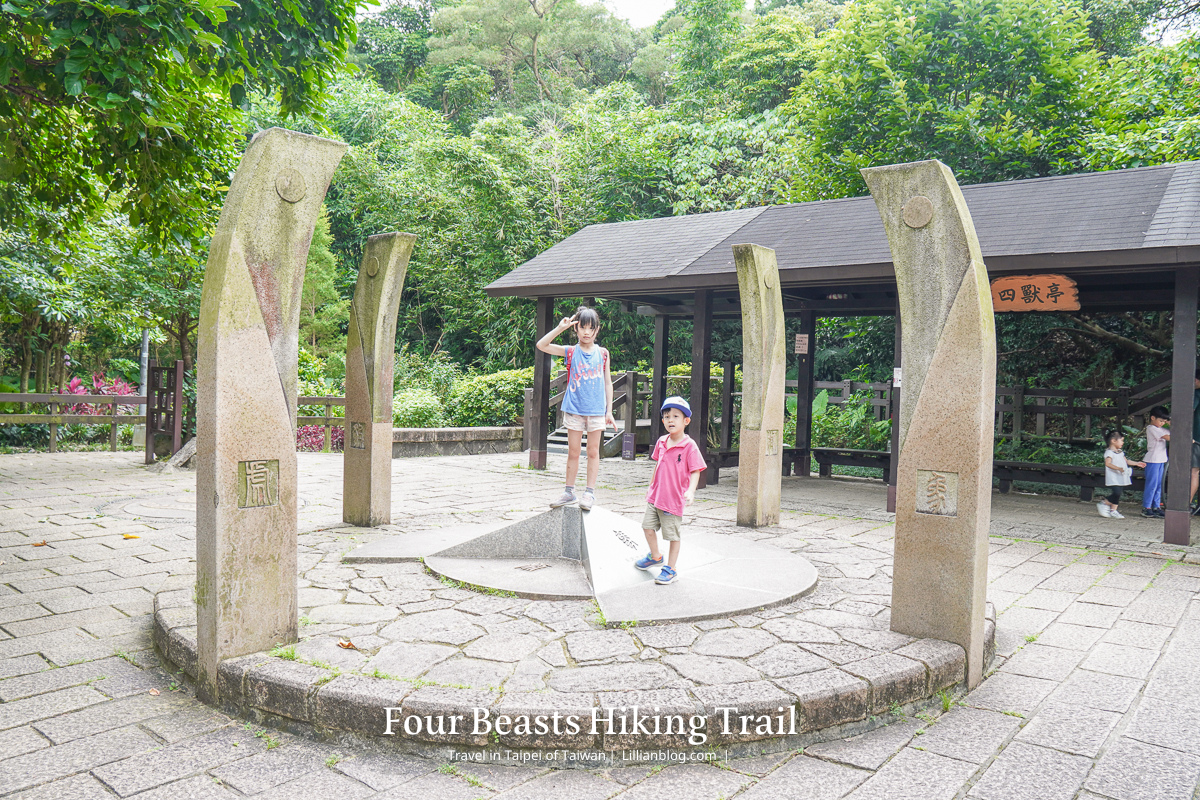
{"left": 0, "top": 393, "right": 147, "bottom": 404}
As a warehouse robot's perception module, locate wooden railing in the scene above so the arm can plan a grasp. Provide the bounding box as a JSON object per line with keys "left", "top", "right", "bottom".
{"left": 0, "top": 393, "right": 147, "bottom": 453}
{"left": 995, "top": 371, "right": 1170, "bottom": 444}
{"left": 297, "top": 396, "right": 347, "bottom": 453}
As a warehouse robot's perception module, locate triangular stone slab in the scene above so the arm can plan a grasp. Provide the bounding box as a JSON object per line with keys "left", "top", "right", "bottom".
{"left": 432, "top": 506, "right": 581, "bottom": 559}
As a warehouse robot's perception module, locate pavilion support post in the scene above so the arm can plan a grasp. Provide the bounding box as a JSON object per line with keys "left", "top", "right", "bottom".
{"left": 529, "top": 296, "right": 554, "bottom": 470}
{"left": 795, "top": 311, "right": 816, "bottom": 478}
{"left": 720, "top": 359, "right": 735, "bottom": 453}
{"left": 651, "top": 315, "right": 669, "bottom": 444}
{"left": 690, "top": 289, "right": 714, "bottom": 487}
{"left": 887, "top": 306, "right": 902, "bottom": 512}
{"left": 1165, "top": 265, "right": 1199, "bottom": 545}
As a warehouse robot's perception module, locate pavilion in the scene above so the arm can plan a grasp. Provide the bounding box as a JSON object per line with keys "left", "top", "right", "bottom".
{"left": 486, "top": 160, "right": 1200, "bottom": 544}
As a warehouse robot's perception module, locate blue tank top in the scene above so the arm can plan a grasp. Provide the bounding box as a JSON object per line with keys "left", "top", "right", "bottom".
{"left": 562, "top": 345, "right": 607, "bottom": 416}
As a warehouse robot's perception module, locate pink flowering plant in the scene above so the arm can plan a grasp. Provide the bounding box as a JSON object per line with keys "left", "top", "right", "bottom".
{"left": 56, "top": 373, "right": 139, "bottom": 415}
{"left": 296, "top": 424, "right": 344, "bottom": 452}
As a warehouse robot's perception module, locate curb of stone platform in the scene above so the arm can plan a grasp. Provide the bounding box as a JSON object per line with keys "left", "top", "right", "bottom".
{"left": 153, "top": 593, "right": 995, "bottom": 757}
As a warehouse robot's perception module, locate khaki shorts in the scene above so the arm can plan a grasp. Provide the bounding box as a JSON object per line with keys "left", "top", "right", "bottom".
{"left": 564, "top": 412, "right": 606, "bottom": 432}
{"left": 642, "top": 502, "right": 682, "bottom": 542}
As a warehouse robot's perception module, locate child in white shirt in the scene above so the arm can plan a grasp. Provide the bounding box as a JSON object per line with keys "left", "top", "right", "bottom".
{"left": 1100, "top": 429, "right": 1145, "bottom": 520}
{"left": 1141, "top": 406, "right": 1169, "bottom": 518}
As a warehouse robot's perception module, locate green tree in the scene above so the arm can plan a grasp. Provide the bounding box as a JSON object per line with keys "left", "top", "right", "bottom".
{"left": 355, "top": 0, "right": 440, "bottom": 91}
{"left": 672, "top": 0, "right": 745, "bottom": 104}
{"left": 784, "top": 0, "right": 1100, "bottom": 200}
{"left": 299, "top": 209, "right": 350, "bottom": 359}
{"left": 754, "top": 0, "right": 846, "bottom": 34}
{"left": 1082, "top": 36, "right": 1200, "bottom": 168}
{"left": 720, "top": 10, "right": 817, "bottom": 113}
{"left": 427, "top": 0, "right": 638, "bottom": 107}
{"left": 0, "top": 0, "right": 359, "bottom": 246}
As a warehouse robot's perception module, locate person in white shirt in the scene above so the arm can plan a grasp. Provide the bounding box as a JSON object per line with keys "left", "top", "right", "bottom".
{"left": 1141, "top": 406, "right": 1170, "bottom": 518}
{"left": 1099, "top": 429, "right": 1145, "bottom": 520}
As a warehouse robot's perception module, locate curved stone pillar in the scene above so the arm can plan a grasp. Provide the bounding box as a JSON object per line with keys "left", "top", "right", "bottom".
{"left": 343, "top": 232, "right": 416, "bottom": 527}
{"left": 862, "top": 160, "right": 995, "bottom": 689}
{"left": 196, "top": 127, "right": 346, "bottom": 702}
{"left": 734, "top": 243, "right": 786, "bottom": 528}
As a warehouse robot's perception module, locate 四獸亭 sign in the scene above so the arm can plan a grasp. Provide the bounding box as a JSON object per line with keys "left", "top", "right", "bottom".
{"left": 990, "top": 274, "right": 1080, "bottom": 312}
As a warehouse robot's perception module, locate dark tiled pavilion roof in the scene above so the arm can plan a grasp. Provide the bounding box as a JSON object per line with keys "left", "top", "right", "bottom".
{"left": 486, "top": 161, "right": 1200, "bottom": 300}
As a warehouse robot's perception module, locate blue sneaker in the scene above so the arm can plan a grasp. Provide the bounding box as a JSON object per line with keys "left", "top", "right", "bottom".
{"left": 635, "top": 553, "right": 664, "bottom": 571}
{"left": 655, "top": 565, "right": 678, "bottom": 585}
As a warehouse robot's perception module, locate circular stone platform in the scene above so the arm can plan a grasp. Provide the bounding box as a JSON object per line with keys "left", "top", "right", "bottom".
{"left": 153, "top": 501, "right": 995, "bottom": 756}
{"left": 343, "top": 505, "right": 820, "bottom": 624}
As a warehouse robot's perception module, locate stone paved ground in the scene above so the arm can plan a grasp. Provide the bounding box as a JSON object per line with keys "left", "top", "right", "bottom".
{"left": 3, "top": 451, "right": 1200, "bottom": 799}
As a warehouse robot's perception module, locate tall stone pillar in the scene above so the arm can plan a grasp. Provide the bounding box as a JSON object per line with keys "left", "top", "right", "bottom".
{"left": 862, "top": 160, "right": 994, "bottom": 689}
{"left": 734, "top": 244, "right": 786, "bottom": 527}
{"left": 196, "top": 128, "right": 346, "bottom": 702}
{"left": 343, "top": 233, "right": 416, "bottom": 527}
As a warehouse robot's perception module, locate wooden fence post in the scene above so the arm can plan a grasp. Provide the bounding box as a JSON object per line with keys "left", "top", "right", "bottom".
{"left": 109, "top": 398, "right": 119, "bottom": 452}
{"left": 323, "top": 398, "right": 333, "bottom": 453}
{"left": 170, "top": 360, "right": 183, "bottom": 455}
{"left": 1066, "top": 389, "right": 1076, "bottom": 443}
{"left": 720, "top": 360, "right": 734, "bottom": 453}
{"left": 48, "top": 400, "right": 57, "bottom": 454}
{"left": 144, "top": 359, "right": 157, "bottom": 465}
{"left": 1013, "top": 387, "right": 1024, "bottom": 442}
{"left": 622, "top": 370, "right": 638, "bottom": 460}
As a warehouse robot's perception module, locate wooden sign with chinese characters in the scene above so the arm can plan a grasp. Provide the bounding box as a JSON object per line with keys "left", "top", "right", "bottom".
{"left": 990, "top": 274, "right": 1080, "bottom": 312}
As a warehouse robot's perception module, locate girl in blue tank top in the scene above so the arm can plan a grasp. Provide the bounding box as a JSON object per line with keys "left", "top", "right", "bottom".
{"left": 535, "top": 307, "right": 615, "bottom": 511}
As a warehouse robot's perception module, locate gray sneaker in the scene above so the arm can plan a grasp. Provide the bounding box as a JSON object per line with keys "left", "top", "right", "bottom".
{"left": 579, "top": 491, "right": 595, "bottom": 511}
{"left": 550, "top": 489, "right": 577, "bottom": 508}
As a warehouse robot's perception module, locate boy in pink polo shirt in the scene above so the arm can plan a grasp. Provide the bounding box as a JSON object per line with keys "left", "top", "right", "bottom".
{"left": 634, "top": 396, "right": 707, "bottom": 585}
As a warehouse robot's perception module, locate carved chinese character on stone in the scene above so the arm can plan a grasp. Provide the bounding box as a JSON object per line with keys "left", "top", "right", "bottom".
{"left": 915, "top": 469, "right": 958, "bottom": 517}
{"left": 237, "top": 459, "right": 279, "bottom": 508}
{"left": 766, "top": 429, "right": 779, "bottom": 456}
{"left": 349, "top": 422, "right": 366, "bottom": 450}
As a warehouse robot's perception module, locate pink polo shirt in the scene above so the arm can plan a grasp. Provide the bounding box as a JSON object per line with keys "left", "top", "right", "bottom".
{"left": 646, "top": 434, "right": 707, "bottom": 517}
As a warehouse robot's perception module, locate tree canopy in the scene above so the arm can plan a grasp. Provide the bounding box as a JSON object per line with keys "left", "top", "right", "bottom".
{"left": 0, "top": 0, "right": 359, "bottom": 246}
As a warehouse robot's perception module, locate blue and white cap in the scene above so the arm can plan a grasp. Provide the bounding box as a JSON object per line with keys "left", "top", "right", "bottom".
{"left": 661, "top": 396, "right": 691, "bottom": 417}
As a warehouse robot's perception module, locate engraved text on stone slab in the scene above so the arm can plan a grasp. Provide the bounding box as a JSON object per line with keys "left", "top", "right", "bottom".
{"left": 238, "top": 460, "right": 280, "bottom": 508}
{"left": 350, "top": 422, "right": 366, "bottom": 450}
{"left": 915, "top": 469, "right": 958, "bottom": 517}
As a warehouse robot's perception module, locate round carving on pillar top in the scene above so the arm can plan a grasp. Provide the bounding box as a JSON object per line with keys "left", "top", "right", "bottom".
{"left": 367, "top": 256, "right": 380, "bottom": 277}
{"left": 274, "top": 168, "right": 307, "bottom": 204}
{"left": 763, "top": 269, "right": 776, "bottom": 289}
{"left": 902, "top": 195, "right": 934, "bottom": 229}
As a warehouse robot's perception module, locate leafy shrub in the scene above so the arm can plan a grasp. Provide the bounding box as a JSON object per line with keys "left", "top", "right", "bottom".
{"left": 394, "top": 346, "right": 462, "bottom": 403}
{"left": 393, "top": 388, "right": 448, "bottom": 428}
{"left": 107, "top": 357, "right": 141, "bottom": 386}
{"left": 448, "top": 367, "right": 534, "bottom": 427}
{"left": 298, "top": 348, "right": 344, "bottom": 417}
{"left": 786, "top": 388, "right": 891, "bottom": 450}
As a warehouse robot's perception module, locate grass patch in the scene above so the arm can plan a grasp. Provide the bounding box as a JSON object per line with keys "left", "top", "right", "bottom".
{"left": 269, "top": 645, "right": 297, "bottom": 661}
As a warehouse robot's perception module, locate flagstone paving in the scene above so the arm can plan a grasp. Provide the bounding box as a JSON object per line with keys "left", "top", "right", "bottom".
{"left": 2, "top": 451, "right": 1200, "bottom": 798}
